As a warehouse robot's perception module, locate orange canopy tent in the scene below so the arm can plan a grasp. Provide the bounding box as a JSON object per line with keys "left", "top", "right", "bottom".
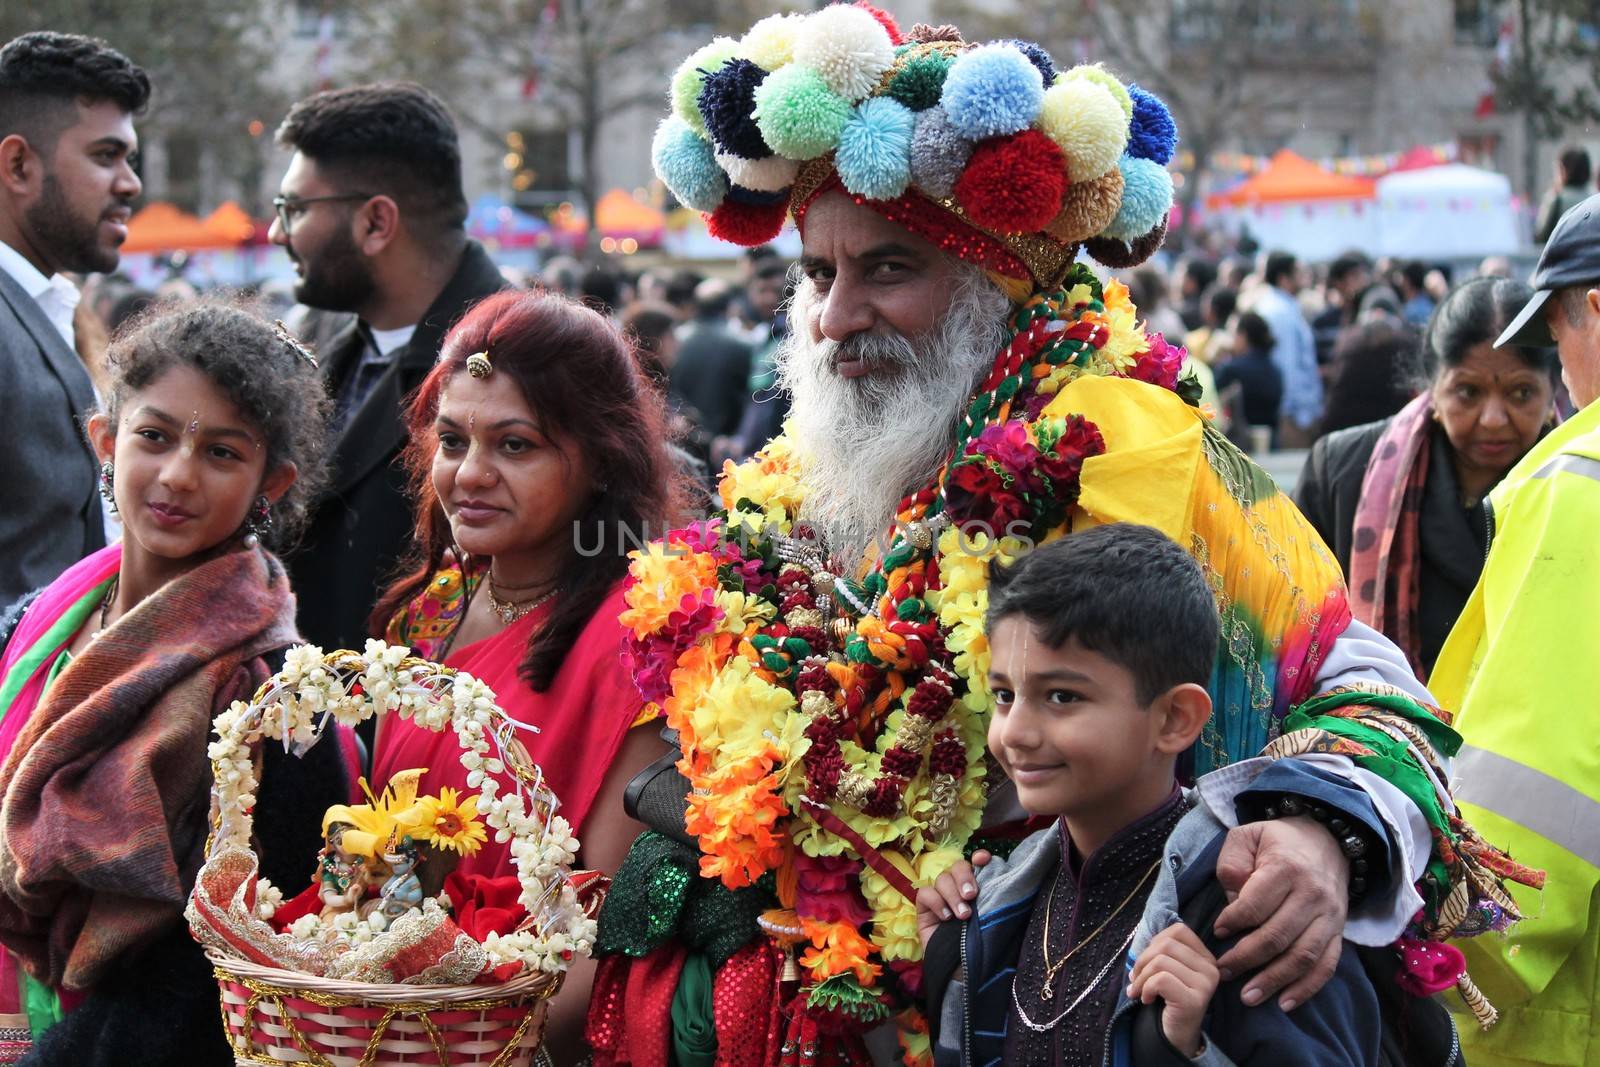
{"left": 203, "top": 201, "right": 260, "bottom": 244}
{"left": 594, "top": 189, "right": 665, "bottom": 242}
{"left": 1207, "top": 149, "right": 1375, "bottom": 209}
{"left": 122, "top": 202, "right": 238, "bottom": 253}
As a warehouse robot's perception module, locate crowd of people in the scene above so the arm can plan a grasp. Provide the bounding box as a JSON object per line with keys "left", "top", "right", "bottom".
{"left": 0, "top": 16, "right": 1595, "bottom": 1067}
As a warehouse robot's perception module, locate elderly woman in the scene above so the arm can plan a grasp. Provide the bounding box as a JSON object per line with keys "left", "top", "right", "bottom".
{"left": 1295, "top": 277, "right": 1558, "bottom": 678}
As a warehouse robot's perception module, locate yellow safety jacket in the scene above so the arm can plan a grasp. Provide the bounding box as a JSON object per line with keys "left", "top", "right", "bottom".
{"left": 1433, "top": 398, "right": 1600, "bottom": 1066}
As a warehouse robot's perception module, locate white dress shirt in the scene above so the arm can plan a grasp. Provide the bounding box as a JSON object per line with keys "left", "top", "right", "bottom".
{"left": 0, "top": 238, "right": 80, "bottom": 349}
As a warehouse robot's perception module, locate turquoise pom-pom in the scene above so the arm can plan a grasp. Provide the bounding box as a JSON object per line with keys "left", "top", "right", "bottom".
{"left": 753, "top": 64, "right": 852, "bottom": 160}
{"left": 940, "top": 44, "right": 1044, "bottom": 140}
{"left": 836, "top": 97, "right": 915, "bottom": 201}
{"left": 1102, "top": 156, "right": 1172, "bottom": 241}
{"left": 652, "top": 117, "right": 728, "bottom": 213}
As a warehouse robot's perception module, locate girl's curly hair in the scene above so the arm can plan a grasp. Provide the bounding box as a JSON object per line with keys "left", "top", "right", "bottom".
{"left": 101, "top": 297, "right": 332, "bottom": 550}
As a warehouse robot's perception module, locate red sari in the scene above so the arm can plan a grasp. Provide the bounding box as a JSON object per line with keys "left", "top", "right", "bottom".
{"left": 373, "top": 567, "right": 652, "bottom": 880}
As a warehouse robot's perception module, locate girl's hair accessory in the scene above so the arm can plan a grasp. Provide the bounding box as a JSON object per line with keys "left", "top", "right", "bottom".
{"left": 465, "top": 351, "right": 493, "bottom": 379}
{"left": 271, "top": 320, "right": 319, "bottom": 369}
{"left": 652, "top": 4, "right": 1179, "bottom": 288}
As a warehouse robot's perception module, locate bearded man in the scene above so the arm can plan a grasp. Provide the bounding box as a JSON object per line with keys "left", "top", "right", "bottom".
{"left": 268, "top": 83, "right": 507, "bottom": 652}
{"left": 587, "top": 9, "right": 1531, "bottom": 1065}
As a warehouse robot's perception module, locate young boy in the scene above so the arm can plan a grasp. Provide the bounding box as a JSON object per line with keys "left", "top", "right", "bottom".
{"left": 917, "top": 524, "right": 1389, "bottom": 1066}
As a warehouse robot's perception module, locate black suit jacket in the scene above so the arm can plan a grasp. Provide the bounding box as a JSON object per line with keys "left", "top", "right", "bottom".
{"left": 287, "top": 240, "right": 507, "bottom": 650}
{"left": 0, "top": 268, "right": 104, "bottom": 610}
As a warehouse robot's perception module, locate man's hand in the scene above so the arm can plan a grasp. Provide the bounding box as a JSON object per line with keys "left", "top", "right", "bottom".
{"left": 1128, "top": 922, "right": 1219, "bottom": 1058}
{"left": 914, "top": 850, "right": 990, "bottom": 949}
{"left": 1212, "top": 815, "right": 1349, "bottom": 1012}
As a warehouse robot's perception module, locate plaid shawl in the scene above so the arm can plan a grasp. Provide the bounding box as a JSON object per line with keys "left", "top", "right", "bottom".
{"left": 1348, "top": 393, "right": 1433, "bottom": 678}
{"left": 0, "top": 547, "right": 297, "bottom": 991}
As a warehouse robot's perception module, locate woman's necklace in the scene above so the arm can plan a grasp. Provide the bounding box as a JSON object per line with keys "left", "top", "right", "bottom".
{"left": 89, "top": 576, "right": 120, "bottom": 641}
{"left": 1037, "top": 858, "right": 1160, "bottom": 997}
{"left": 485, "top": 574, "right": 557, "bottom": 625}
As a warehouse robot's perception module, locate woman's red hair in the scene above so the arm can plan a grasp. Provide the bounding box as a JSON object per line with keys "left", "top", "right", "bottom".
{"left": 370, "top": 289, "right": 686, "bottom": 690}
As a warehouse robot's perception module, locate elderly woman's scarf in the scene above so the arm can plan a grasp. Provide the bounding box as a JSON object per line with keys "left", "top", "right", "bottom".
{"left": 1348, "top": 393, "right": 1434, "bottom": 677}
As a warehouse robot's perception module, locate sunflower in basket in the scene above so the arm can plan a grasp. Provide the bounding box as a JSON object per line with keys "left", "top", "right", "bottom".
{"left": 409, "top": 786, "right": 489, "bottom": 856}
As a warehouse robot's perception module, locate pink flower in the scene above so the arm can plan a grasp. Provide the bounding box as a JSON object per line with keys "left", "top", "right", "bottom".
{"left": 1127, "top": 332, "right": 1187, "bottom": 392}
{"left": 1394, "top": 936, "right": 1466, "bottom": 996}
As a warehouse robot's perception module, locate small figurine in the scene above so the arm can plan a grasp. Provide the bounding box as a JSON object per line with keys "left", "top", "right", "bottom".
{"left": 378, "top": 838, "right": 425, "bottom": 920}
{"left": 318, "top": 823, "right": 367, "bottom": 918}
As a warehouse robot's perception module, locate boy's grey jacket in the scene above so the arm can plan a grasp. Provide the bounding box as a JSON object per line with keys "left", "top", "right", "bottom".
{"left": 926, "top": 762, "right": 1389, "bottom": 1067}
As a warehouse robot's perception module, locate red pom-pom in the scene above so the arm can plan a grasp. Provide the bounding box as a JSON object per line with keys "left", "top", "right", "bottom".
{"left": 706, "top": 198, "right": 788, "bottom": 245}
{"left": 954, "top": 130, "right": 1067, "bottom": 234}
{"left": 853, "top": 1, "right": 904, "bottom": 45}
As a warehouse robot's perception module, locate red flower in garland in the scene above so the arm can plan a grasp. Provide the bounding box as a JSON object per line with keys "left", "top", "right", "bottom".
{"left": 1036, "top": 416, "right": 1106, "bottom": 499}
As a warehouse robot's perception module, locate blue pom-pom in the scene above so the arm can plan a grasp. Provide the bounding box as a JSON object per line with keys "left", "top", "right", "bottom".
{"left": 940, "top": 44, "right": 1044, "bottom": 140}
{"left": 998, "top": 39, "right": 1057, "bottom": 85}
{"left": 1126, "top": 85, "right": 1178, "bottom": 165}
{"left": 698, "top": 58, "right": 773, "bottom": 160}
{"left": 726, "top": 183, "right": 789, "bottom": 206}
{"left": 1102, "top": 156, "right": 1173, "bottom": 241}
{"left": 836, "top": 96, "right": 915, "bottom": 201}
{"left": 651, "top": 117, "right": 727, "bottom": 214}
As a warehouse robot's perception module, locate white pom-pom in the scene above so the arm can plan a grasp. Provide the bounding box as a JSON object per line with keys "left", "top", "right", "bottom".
{"left": 740, "top": 12, "right": 801, "bottom": 71}
{"left": 714, "top": 151, "right": 800, "bottom": 193}
{"left": 792, "top": 5, "right": 894, "bottom": 102}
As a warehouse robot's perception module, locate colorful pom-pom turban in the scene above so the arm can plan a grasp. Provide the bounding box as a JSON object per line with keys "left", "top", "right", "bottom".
{"left": 653, "top": 4, "right": 1178, "bottom": 295}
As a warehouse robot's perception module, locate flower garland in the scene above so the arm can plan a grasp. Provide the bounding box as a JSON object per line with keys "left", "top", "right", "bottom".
{"left": 620, "top": 265, "right": 1192, "bottom": 1046}
{"left": 207, "top": 639, "right": 594, "bottom": 976}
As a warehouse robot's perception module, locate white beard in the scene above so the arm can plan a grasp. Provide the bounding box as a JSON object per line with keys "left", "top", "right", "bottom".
{"left": 774, "top": 264, "right": 1013, "bottom": 563}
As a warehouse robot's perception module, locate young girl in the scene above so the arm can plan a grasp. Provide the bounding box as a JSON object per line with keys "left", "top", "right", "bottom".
{"left": 0, "top": 301, "right": 347, "bottom": 1066}
{"left": 368, "top": 288, "right": 687, "bottom": 1057}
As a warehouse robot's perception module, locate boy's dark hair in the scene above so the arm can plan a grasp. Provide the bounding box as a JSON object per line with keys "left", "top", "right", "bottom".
{"left": 1235, "top": 310, "right": 1274, "bottom": 352}
{"left": 276, "top": 82, "right": 467, "bottom": 236}
{"left": 1263, "top": 250, "right": 1298, "bottom": 288}
{"left": 1560, "top": 145, "right": 1592, "bottom": 188}
{"left": 1327, "top": 251, "right": 1370, "bottom": 286}
{"left": 1203, "top": 284, "right": 1237, "bottom": 325}
{"left": 0, "top": 32, "right": 150, "bottom": 151}
{"left": 103, "top": 298, "right": 332, "bottom": 551}
{"left": 986, "top": 524, "right": 1219, "bottom": 705}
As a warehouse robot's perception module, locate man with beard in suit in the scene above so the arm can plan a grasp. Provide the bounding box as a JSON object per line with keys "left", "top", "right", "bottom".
{"left": 269, "top": 82, "right": 506, "bottom": 652}
{"left": 0, "top": 32, "right": 146, "bottom": 609}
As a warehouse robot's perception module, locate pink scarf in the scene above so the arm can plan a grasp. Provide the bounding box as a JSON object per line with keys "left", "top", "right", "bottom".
{"left": 0, "top": 545, "right": 122, "bottom": 763}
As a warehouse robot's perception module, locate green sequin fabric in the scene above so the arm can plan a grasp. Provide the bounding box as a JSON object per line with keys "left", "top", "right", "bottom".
{"left": 596, "top": 831, "right": 777, "bottom": 968}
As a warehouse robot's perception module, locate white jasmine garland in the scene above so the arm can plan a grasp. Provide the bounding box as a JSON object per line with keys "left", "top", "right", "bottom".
{"left": 203, "top": 642, "right": 591, "bottom": 977}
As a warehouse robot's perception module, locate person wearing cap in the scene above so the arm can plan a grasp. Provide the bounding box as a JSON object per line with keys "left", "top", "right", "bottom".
{"left": 588, "top": 8, "right": 1533, "bottom": 1064}
{"left": 1432, "top": 192, "right": 1600, "bottom": 1067}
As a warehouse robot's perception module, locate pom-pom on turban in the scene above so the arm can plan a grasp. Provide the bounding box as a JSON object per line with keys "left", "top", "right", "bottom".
{"left": 671, "top": 38, "right": 740, "bottom": 136}
{"left": 1126, "top": 85, "right": 1178, "bottom": 165}
{"left": 941, "top": 44, "right": 1045, "bottom": 140}
{"left": 753, "top": 65, "right": 852, "bottom": 159}
{"left": 654, "top": 8, "right": 1179, "bottom": 287}
{"left": 792, "top": 3, "right": 895, "bottom": 102}
{"left": 699, "top": 58, "right": 774, "bottom": 160}
{"left": 653, "top": 117, "right": 727, "bottom": 213}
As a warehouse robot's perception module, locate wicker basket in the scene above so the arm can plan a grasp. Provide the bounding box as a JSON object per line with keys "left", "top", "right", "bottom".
{"left": 212, "top": 957, "right": 554, "bottom": 1067}
{"left": 192, "top": 645, "right": 590, "bottom": 1067}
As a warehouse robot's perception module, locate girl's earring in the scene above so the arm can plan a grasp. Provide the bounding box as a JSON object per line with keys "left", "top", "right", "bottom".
{"left": 242, "top": 495, "right": 273, "bottom": 547}
{"left": 98, "top": 462, "right": 118, "bottom": 514}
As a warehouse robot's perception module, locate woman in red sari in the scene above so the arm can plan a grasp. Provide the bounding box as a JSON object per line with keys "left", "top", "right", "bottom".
{"left": 369, "top": 288, "right": 684, "bottom": 1057}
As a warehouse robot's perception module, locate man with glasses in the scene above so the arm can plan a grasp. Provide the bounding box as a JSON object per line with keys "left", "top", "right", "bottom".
{"left": 269, "top": 82, "right": 506, "bottom": 653}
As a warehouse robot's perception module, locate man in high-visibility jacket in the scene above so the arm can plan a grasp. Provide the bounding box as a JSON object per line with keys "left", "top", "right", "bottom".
{"left": 1434, "top": 193, "right": 1600, "bottom": 1066}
